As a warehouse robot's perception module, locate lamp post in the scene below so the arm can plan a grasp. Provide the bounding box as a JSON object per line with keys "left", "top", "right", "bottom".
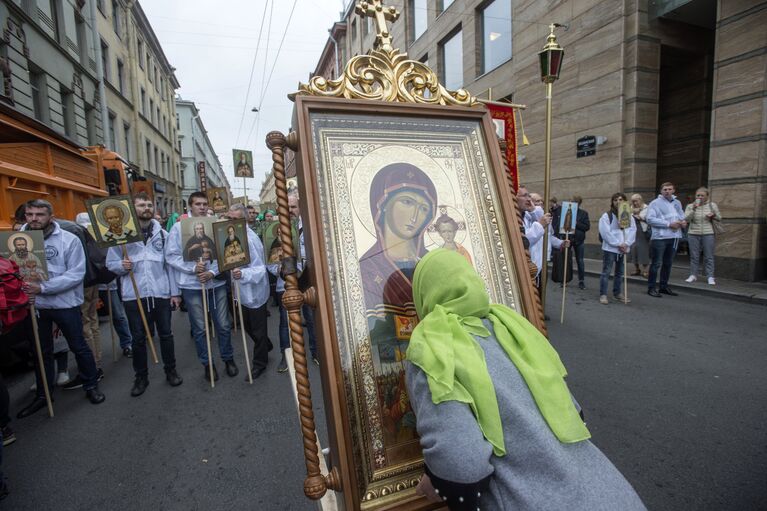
{"left": 538, "top": 23, "right": 565, "bottom": 313}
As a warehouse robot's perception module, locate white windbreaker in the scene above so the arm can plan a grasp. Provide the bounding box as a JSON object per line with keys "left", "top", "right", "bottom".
{"left": 23, "top": 222, "right": 85, "bottom": 309}
{"left": 598, "top": 212, "right": 637, "bottom": 254}
{"left": 106, "top": 219, "right": 179, "bottom": 300}
{"left": 165, "top": 220, "right": 226, "bottom": 291}
{"left": 523, "top": 206, "right": 563, "bottom": 277}
{"left": 234, "top": 229, "right": 269, "bottom": 309}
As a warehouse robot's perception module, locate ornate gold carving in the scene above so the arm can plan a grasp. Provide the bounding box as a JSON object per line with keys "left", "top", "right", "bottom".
{"left": 292, "top": 0, "right": 476, "bottom": 107}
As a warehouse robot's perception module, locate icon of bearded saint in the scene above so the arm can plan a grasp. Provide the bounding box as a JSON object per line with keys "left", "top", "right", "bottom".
{"left": 101, "top": 204, "right": 135, "bottom": 243}
{"left": 8, "top": 235, "right": 46, "bottom": 281}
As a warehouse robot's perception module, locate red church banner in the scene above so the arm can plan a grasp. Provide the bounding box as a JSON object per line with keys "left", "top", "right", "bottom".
{"left": 485, "top": 102, "right": 520, "bottom": 193}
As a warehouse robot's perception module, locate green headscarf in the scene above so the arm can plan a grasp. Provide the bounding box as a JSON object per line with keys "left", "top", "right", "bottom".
{"left": 407, "top": 249, "right": 590, "bottom": 456}
{"left": 165, "top": 212, "right": 179, "bottom": 232}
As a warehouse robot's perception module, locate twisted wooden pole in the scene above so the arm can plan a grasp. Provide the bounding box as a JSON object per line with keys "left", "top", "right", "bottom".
{"left": 266, "top": 130, "right": 341, "bottom": 500}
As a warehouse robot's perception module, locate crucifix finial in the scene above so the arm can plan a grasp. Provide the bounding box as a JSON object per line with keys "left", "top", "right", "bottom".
{"left": 355, "top": 0, "right": 400, "bottom": 52}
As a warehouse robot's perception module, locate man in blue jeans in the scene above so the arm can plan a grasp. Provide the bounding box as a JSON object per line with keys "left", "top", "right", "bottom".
{"left": 166, "top": 192, "right": 237, "bottom": 382}
{"left": 17, "top": 200, "right": 105, "bottom": 418}
{"left": 646, "top": 182, "right": 687, "bottom": 297}
{"left": 107, "top": 192, "right": 183, "bottom": 396}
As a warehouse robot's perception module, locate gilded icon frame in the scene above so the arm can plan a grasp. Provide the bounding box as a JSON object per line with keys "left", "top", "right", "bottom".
{"left": 292, "top": 96, "right": 541, "bottom": 510}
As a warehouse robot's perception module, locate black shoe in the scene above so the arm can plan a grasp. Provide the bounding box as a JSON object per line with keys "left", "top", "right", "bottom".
{"left": 86, "top": 387, "right": 105, "bottom": 404}
{"left": 96, "top": 368, "right": 104, "bottom": 382}
{"left": 225, "top": 360, "right": 239, "bottom": 377}
{"left": 1, "top": 425, "right": 16, "bottom": 446}
{"left": 277, "top": 354, "right": 288, "bottom": 373}
{"left": 165, "top": 368, "right": 183, "bottom": 387}
{"left": 659, "top": 287, "right": 678, "bottom": 296}
{"left": 130, "top": 377, "right": 149, "bottom": 397}
{"left": 62, "top": 375, "right": 84, "bottom": 390}
{"left": 203, "top": 364, "right": 219, "bottom": 382}
{"left": 249, "top": 366, "right": 266, "bottom": 380}
{"left": 578, "top": 281, "right": 585, "bottom": 290}
{"left": 123, "top": 347, "right": 133, "bottom": 358}
{"left": 17, "top": 397, "right": 47, "bottom": 418}
{"left": 648, "top": 289, "right": 662, "bottom": 297}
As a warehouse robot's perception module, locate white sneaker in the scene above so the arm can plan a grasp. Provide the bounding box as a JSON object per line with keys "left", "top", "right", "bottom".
{"left": 57, "top": 371, "right": 70, "bottom": 385}
{"left": 685, "top": 275, "right": 696, "bottom": 283}
{"left": 708, "top": 277, "right": 716, "bottom": 285}
{"left": 599, "top": 295, "right": 608, "bottom": 304}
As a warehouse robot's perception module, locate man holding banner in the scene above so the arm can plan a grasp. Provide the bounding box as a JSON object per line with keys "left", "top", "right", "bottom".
{"left": 166, "top": 192, "right": 237, "bottom": 382}
{"left": 17, "top": 200, "right": 105, "bottom": 418}
{"left": 227, "top": 204, "right": 270, "bottom": 379}
{"left": 106, "top": 192, "right": 184, "bottom": 397}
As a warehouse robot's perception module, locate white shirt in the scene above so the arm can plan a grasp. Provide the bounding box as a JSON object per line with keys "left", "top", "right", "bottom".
{"left": 23, "top": 222, "right": 85, "bottom": 309}
{"left": 234, "top": 228, "right": 269, "bottom": 309}
{"left": 598, "top": 212, "right": 637, "bottom": 254}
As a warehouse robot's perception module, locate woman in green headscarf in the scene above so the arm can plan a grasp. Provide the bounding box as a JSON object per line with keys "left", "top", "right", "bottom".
{"left": 405, "top": 249, "right": 645, "bottom": 510}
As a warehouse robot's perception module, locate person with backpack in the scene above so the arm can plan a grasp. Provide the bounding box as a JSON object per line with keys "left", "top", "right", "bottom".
{"left": 16, "top": 199, "right": 105, "bottom": 419}
{"left": 106, "top": 192, "right": 183, "bottom": 396}
{"left": 598, "top": 193, "right": 637, "bottom": 305}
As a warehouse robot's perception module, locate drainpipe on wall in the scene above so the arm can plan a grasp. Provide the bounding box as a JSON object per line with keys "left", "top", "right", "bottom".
{"left": 88, "top": 0, "right": 110, "bottom": 148}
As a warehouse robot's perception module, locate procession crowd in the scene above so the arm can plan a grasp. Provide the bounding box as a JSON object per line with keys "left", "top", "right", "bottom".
{"left": 0, "top": 191, "right": 313, "bottom": 500}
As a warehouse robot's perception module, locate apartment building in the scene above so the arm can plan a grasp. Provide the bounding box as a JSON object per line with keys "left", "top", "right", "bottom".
{"left": 314, "top": 0, "right": 766, "bottom": 281}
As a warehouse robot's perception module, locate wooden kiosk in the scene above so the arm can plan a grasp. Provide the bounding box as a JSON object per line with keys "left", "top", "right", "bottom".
{"left": 266, "top": 2, "right": 544, "bottom": 509}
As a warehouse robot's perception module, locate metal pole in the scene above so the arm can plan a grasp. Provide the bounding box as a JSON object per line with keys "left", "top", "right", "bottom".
{"left": 540, "top": 81, "right": 553, "bottom": 312}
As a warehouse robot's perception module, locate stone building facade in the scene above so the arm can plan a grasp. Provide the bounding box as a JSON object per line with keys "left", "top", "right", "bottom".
{"left": 315, "top": 0, "right": 765, "bottom": 281}
{"left": 0, "top": 0, "right": 183, "bottom": 217}
{"left": 176, "top": 98, "right": 229, "bottom": 207}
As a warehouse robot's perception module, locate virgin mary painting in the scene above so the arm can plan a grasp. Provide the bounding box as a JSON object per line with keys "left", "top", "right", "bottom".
{"left": 358, "top": 163, "right": 437, "bottom": 460}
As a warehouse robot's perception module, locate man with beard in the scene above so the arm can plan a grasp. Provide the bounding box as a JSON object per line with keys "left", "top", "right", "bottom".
{"left": 107, "top": 192, "right": 183, "bottom": 396}
{"left": 235, "top": 152, "right": 251, "bottom": 177}
{"left": 8, "top": 235, "right": 46, "bottom": 281}
{"left": 102, "top": 204, "right": 135, "bottom": 243}
{"left": 183, "top": 222, "right": 216, "bottom": 263}
{"left": 16, "top": 199, "right": 105, "bottom": 418}
{"left": 166, "top": 192, "right": 237, "bottom": 381}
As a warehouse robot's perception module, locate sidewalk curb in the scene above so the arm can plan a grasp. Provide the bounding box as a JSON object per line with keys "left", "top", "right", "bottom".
{"left": 582, "top": 269, "right": 767, "bottom": 305}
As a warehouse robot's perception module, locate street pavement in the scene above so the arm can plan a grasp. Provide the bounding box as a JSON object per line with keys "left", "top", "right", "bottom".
{"left": 3, "top": 274, "right": 766, "bottom": 510}
{"left": 546, "top": 275, "right": 767, "bottom": 511}
{"left": 3, "top": 301, "right": 327, "bottom": 510}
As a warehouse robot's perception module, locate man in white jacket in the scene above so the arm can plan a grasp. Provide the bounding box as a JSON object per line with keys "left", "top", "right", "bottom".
{"left": 646, "top": 182, "right": 686, "bottom": 297}
{"left": 107, "top": 193, "right": 183, "bottom": 397}
{"left": 524, "top": 191, "right": 566, "bottom": 289}
{"left": 598, "top": 193, "right": 637, "bottom": 304}
{"left": 166, "top": 192, "right": 236, "bottom": 382}
{"left": 17, "top": 200, "right": 105, "bottom": 418}
{"left": 228, "top": 204, "right": 271, "bottom": 379}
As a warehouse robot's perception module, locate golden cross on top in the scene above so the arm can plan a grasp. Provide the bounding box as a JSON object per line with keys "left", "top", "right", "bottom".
{"left": 355, "top": 0, "right": 400, "bottom": 52}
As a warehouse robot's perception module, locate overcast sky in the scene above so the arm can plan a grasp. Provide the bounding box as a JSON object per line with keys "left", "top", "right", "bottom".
{"left": 141, "top": 0, "right": 350, "bottom": 201}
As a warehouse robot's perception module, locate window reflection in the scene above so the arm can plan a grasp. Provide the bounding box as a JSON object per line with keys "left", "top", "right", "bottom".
{"left": 482, "top": 0, "right": 512, "bottom": 73}
{"left": 441, "top": 29, "right": 463, "bottom": 90}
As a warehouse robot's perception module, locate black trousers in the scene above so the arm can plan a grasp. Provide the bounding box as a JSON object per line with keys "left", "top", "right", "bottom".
{"left": 242, "top": 303, "right": 269, "bottom": 370}
{"left": 124, "top": 298, "right": 176, "bottom": 378}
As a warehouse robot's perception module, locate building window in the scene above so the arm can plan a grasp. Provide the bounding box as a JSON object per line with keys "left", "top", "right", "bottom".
{"left": 480, "top": 0, "right": 511, "bottom": 74}
{"left": 148, "top": 57, "right": 153, "bottom": 83}
{"left": 123, "top": 123, "right": 131, "bottom": 160}
{"left": 75, "top": 14, "right": 88, "bottom": 66}
{"left": 100, "top": 39, "right": 110, "bottom": 81}
{"left": 410, "top": 0, "right": 427, "bottom": 42}
{"left": 156, "top": 107, "right": 160, "bottom": 127}
{"left": 149, "top": 99, "right": 155, "bottom": 123}
{"left": 137, "top": 40, "right": 145, "bottom": 69}
{"left": 111, "top": 0, "right": 121, "bottom": 37}
{"left": 419, "top": 53, "right": 428, "bottom": 65}
{"left": 85, "top": 103, "right": 97, "bottom": 144}
{"left": 145, "top": 139, "right": 151, "bottom": 169}
{"left": 351, "top": 19, "right": 357, "bottom": 45}
{"left": 29, "top": 70, "right": 47, "bottom": 122}
{"left": 140, "top": 87, "right": 146, "bottom": 114}
{"left": 116, "top": 59, "right": 125, "bottom": 94}
{"left": 48, "top": 0, "right": 62, "bottom": 43}
{"left": 439, "top": 0, "right": 454, "bottom": 13}
{"left": 162, "top": 114, "right": 166, "bottom": 136}
{"left": 107, "top": 111, "right": 117, "bottom": 150}
{"left": 60, "top": 85, "right": 75, "bottom": 137}
{"left": 154, "top": 67, "right": 159, "bottom": 92}
{"left": 440, "top": 28, "right": 462, "bottom": 90}
{"left": 154, "top": 146, "right": 159, "bottom": 176}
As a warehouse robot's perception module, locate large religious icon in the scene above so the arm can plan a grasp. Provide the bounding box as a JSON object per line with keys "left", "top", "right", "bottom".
{"left": 85, "top": 195, "right": 142, "bottom": 248}
{"left": 180, "top": 217, "right": 218, "bottom": 264}
{"left": 213, "top": 219, "right": 250, "bottom": 272}
{"left": 231, "top": 196, "right": 247, "bottom": 206}
{"left": 261, "top": 220, "right": 299, "bottom": 264}
{"left": 0, "top": 230, "right": 48, "bottom": 282}
{"left": 559, "top": 200, "right": 578, "bottom": 235}
{"left": 207, "top": 187, "right": 229, "bottom": 215}
{"left": 232, "top": 149, "right": 254, "bottom": 178}
{"left": 291, "top": 96, "right": 541, "bottom": 509}
{"left": 618, "top": 201, "right": 632, "bottom": 230}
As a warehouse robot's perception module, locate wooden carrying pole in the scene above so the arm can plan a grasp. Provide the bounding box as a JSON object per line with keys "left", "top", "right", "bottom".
{"left": 200, "top": 265, "right": 215, "bottom": 388}
{"left": 560, "top": 231, "right": 570, "bottom": 324}
{"left": 29, "top": 305, "right": 54, "bottom": 418}
{"left": 122, "top": 246, "right": 158, "bottom": 363}
{"left": 235, "top": 281, "right": 252, "bottom": 384}
{"left": 107, "top": 289, "right": 117, "bottom": 362}
{"left": 266, "top": 130, "right": 340, "bottom": 499}
{"left": 623, "top": 230, "right": 628, "bottom": 304}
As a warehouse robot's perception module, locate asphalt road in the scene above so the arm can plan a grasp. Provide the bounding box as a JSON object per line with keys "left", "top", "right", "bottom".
{"left": 3, "top": 276, "right": 766, "bottom": 510}
{"left": 3, "top": 301, "right": 327, "bottom": 510}
{"left": 546, "top": 276, "right": 767, "bottom": 511}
